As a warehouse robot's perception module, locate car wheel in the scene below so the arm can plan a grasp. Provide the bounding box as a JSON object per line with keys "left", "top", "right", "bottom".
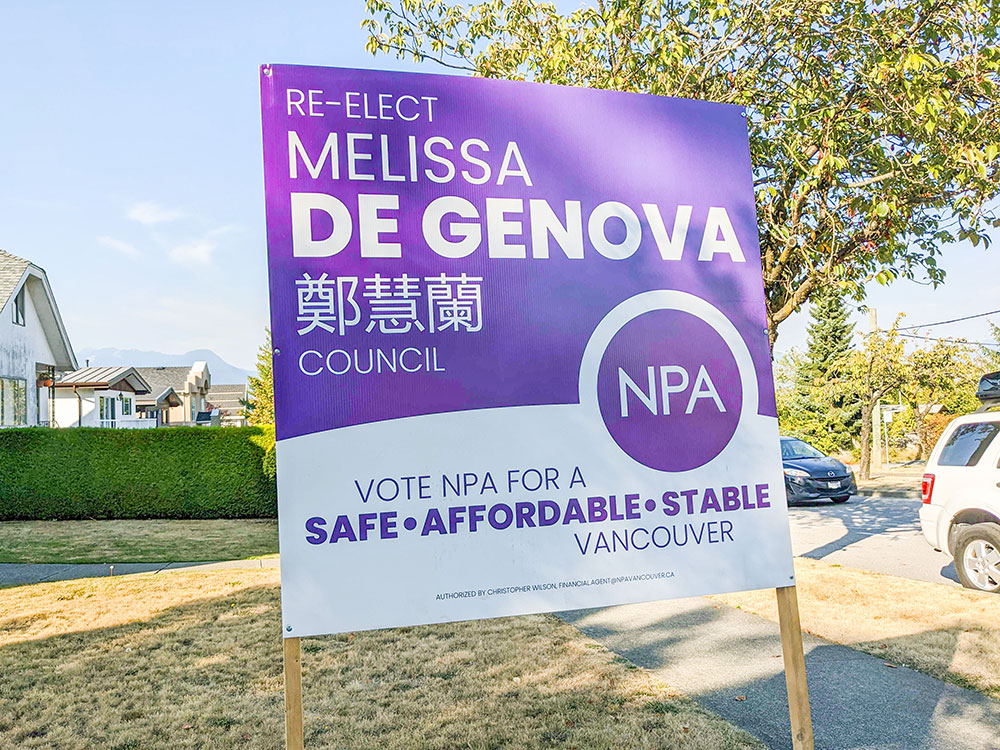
{"left": 831, "top": 496, "right": 850, "bottom": 504}
{"left": 954, "top": 523, "right": 1000, "bottom": 593}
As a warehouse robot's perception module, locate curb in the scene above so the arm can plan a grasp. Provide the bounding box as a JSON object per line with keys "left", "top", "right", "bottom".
{"left": 857, "top": 489, "right": 922, "bottom": 500}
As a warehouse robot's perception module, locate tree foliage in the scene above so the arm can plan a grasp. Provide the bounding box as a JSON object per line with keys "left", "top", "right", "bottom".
{"left": 245, "top": 329, "right": 275, "bottom": 427}
{"left": 364, "top": 0, "right": 1000, "bottom": 342}
{"left": 984, "top": 321, "right": 1000, "bottom": 369}
{"left": 799, "top": 287, "right": 859, "bottom": 449}
{"left": 900, "top": 339, "right": 981, "bottom": 458}
{"left": 777, "top": 287, "right": 858, "bottom": 451}
{"left": 844, "top": 321, "right": 907, "bottom": 478}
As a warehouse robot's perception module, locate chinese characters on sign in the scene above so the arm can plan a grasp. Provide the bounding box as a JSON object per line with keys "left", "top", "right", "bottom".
{"left": 295, "top": 273, "right": 483, "bottom": 336}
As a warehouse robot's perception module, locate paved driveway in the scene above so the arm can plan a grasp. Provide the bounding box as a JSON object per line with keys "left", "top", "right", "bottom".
{"left": 787, "top": 493, "right": 959, "bottom": 586}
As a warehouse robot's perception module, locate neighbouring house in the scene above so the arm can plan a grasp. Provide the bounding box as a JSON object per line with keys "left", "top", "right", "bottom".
{"left": 52, "top": 366, "right": 154, "bottom": 428}
{"left": 207, "top": 383, "right": 248, "bottom": 427}
{"left": 135, "top": 385, "right": 183, "bottom": 426}
{"left": 135, "top": 362, "right": 211, "bottom": 426}
{"left": 0, "top": 249, "right": 78, "bottom": 427}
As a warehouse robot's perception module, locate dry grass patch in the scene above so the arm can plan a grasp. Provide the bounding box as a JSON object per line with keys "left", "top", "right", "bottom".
{"left": 0, "top": 519, "right": 278, "bottom": 563}
{"left": 713, "top": 558, "right": 1000, "bottom": 699}
{"left": 0, "top": 571, "right": 763, "bottom": 749}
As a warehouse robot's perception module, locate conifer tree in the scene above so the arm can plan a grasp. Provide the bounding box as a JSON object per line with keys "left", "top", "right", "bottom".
{"left": 244, "top": 329, "right": 274, "bottom": 426}
{"left": 792, "top": 287, "right": 859, "bottom": 452}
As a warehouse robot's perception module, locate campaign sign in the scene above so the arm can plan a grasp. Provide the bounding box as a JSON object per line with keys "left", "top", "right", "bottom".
{"left": 260, "top": 64, "right": 795, "bottom": 638}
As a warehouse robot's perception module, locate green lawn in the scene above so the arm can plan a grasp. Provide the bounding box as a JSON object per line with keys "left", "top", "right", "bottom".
{"left": 0, "top": 519, "right": 278, "bottom": 563}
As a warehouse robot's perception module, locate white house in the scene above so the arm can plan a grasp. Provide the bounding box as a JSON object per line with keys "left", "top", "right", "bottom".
{"left": 52, "top": 366, "right": 155, "bottom": 428}
{"left": 0, "top": 249, "right": 77, "bottom": 426}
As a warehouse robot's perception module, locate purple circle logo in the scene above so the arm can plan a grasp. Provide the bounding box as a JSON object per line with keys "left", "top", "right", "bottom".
{"left": 596, "top": 308, "right": 742, "bottom": 471}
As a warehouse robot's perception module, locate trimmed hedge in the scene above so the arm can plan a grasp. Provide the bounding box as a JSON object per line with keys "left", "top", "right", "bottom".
{"left": 0, "top": 426, "right": 277, "bottom": 519}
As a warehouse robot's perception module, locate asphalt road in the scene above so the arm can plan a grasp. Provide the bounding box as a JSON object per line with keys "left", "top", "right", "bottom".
{"left": 787, "top": 492, "right": 960, "bottom": 586}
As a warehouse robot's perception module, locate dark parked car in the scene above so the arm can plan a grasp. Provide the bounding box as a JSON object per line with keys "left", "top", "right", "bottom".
{"left": 780, "top": 436, "right": 857, "bottom": 504}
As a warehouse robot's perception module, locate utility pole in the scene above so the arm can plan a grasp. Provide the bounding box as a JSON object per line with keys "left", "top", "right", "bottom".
{"left": 870, "top": 308, "right": 883, "bottom": 471}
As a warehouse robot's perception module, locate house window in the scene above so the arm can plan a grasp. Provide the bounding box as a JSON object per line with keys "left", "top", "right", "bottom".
{"left": 98, "top": 396, "right": 117, "bottom": 422}
{"left": 0, "top": 378, "right": 27, "bottom": 426}
{"left": 12, "top": 287, "right": 25, "bottom": 326}
{"left": 122, "top": 397, "right": 132, "bottom": 416}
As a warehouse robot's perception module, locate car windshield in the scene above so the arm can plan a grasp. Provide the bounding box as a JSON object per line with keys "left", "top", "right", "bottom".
{"left": 781, "top": 439, "right": 826, "bottom": 460}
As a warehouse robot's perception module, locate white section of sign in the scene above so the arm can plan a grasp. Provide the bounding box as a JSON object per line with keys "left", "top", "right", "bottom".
{"left": 277, "top": 404, "right": 792, "bottom": 637}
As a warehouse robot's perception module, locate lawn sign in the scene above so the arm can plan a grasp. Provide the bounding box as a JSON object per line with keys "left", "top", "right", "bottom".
{"left": 261, "top": 64, "right": 814, "bottom": 750}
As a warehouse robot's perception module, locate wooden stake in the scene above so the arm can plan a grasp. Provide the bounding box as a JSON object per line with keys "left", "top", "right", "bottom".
{"left": 776, "top": 585, "right": 814, "bottom": 750}
{"left": 283, "top": 636, "right": 304, "bottom": 750}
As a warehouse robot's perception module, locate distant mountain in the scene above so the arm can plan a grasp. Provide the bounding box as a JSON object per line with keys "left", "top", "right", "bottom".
{"left": 77, "top": 347, "right": 251, "bottom": 385}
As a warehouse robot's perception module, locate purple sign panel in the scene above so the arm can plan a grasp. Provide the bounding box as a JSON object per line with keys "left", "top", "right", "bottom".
{"left": 261, "top": 64, "right": 794, "bottom": 638}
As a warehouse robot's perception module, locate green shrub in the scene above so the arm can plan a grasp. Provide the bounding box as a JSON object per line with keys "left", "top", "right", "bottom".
{"left": 0, "top": 426, "right": 277, "bottom": 519}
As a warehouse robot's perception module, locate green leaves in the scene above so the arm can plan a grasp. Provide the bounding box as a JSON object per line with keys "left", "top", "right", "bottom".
{"left": 245, "top": 329, "right": 274, "bottom": 427}
{"left": 363, "top": 0, "right": 1000, "bottom": 337}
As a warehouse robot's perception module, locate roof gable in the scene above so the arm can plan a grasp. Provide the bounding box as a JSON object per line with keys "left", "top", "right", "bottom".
{"left": 0, "top": 249, "right": 30, "bottom": 311}
{"left": 0, "top": 249, "right": 77, "bottom": 371}
{"left": 55, "top": 366, "right": 151, "bottom": 394}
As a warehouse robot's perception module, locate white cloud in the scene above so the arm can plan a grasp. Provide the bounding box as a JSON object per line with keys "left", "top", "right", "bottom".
{"left": 96, "top": 235, "right": 140, "bottom": 257}
{"left": 163, "top": 225, "right": 238, "bottom": 266}
{"left": 168, "top": 238, "right": 216, "bottom": 264}
{"left": 128, "top": 201, "right": 184, "bottom": 225}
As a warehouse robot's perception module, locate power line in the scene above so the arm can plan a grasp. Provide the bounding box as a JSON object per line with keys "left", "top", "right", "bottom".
{"left": 898, "top": 332, "right": 999, "bottom": 348}
{"left": 896, "top": 308, "right": 1000, "bottom": 331}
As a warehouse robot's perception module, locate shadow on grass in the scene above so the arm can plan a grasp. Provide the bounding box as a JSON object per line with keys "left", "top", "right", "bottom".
{"left": 0, "top": 585, "right": 761, "bottom": 750}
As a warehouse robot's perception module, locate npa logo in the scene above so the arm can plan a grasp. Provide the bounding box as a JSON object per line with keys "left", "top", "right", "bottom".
{"left": 617, "top": 364, "right": 725, "bottom": 418}
{"left": 591, "top": 300, "right": 744, "bottom": 473}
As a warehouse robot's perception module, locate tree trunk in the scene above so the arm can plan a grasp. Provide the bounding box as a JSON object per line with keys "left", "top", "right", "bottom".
{"left": 859, "top": 403, "right": 873, "bottom": 480}
{"left": 918, "top": 428, "right": 932, "bottom": 462}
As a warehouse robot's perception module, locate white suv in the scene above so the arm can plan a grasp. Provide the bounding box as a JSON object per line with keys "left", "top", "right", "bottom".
{"left": 920, "top": 371, "right": 1000, "bottom": 592}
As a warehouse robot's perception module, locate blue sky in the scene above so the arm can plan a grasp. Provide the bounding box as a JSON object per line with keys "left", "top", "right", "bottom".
{"left": 1, "top": 2, "right": 996, "bottom": 370}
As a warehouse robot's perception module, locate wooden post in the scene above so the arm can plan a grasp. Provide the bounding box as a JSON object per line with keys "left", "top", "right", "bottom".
{"left": 775, "top": 585, "right": 814, "bottom": 750}
{"left": 284, "top": 636, "right": 305, "bottom": 750}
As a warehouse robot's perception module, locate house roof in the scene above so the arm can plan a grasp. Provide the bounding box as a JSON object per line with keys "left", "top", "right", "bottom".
{"left": 136, "top": 386, "right": 183, "bottom": 408}
{"left": 136, "top": 366, "right": 191, "bottom": 395}
{"left": 135, "top": 363, "right": 210, "bottom": 395}
{"left": 0, "top": 249, "right": 30, "bottom": 310}
{"left": 0, "top": 249, "right": 78, "bottom": 371}
{"left": 207, "top": 383, "right": 247, "bottom": 415}
{"left": 55, "top": 366, "right": 151, "bottom": 394}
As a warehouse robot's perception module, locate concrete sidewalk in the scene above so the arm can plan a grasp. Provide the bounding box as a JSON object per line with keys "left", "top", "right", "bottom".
{"left": 0, "top": 558, "right": 277, "bottom": 587}
{"left": 560, "top": 597, "right": 1000, "bottom": 750}
{"left": 853, "top": 467, "right": 924, "bottom": 499}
